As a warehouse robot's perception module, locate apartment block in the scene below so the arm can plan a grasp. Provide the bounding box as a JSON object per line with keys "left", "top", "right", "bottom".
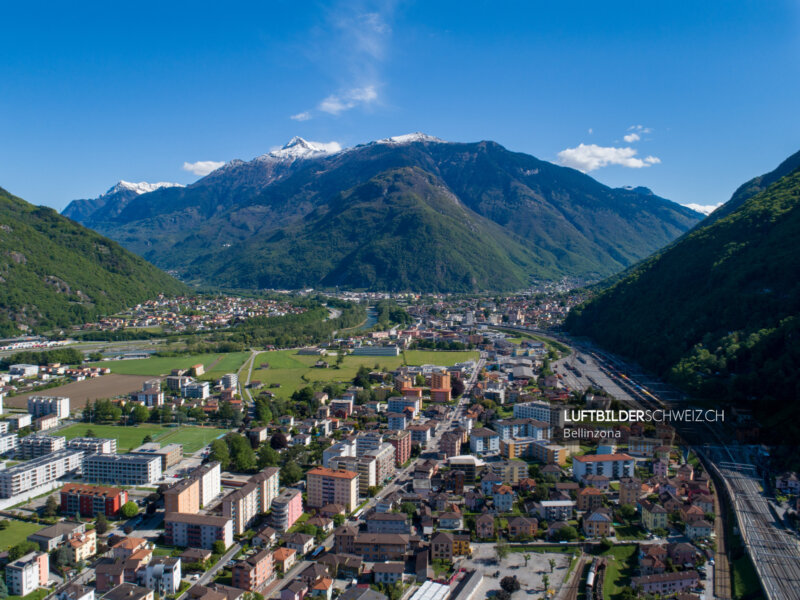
{"left": 5, "top": 552, "right": 49, "bottom": 596}
{"left": 385, "top": 430, "right": 411, "bottom": 466}
{"left": 60, "top": 484, "right": 129, "bottom": 517}
{"left": 271, "top": 488, "right": 303, "bottom": 531}
{"left": 512, "top": 400, "right": 565, "bottom": 428}
{"left": 0, "top": 432, "right": 20, "bottom": 455}
{"left": 83, "top": 454, "right": 162, "bottom": 486}
{"left": 221, "top": 467, "right": 280, "bottom": 535}
{"left": 232, "top": 548, "right": 273, "bottom": 591}
{"left": 164, "top": 478, "right": 200, "bottom": 514}
{"left": 129, "top": 443, "right": 182, "bottom": 471}
{"left": 306, "top": 467, "right": 359, "bottom": 512}
{"left": 164, "top": 513, "right": 233, "bottom": 549}
{"left": 573, "top": 454, "right": 635, "bottom": 481}
{"left": 28, "top": 395, "right": 70, "bottom": 419}
{"left": 364, "top": 443, "right": 395, "bottom": 484}
{"left": 140, "top": 557, "right": 182, "bottom": 596}
{"left": 67, "top": 437, "right": 117, "bottom": 455}
{"left": 322, "top": 442, "right": 355, "bottom": 468}
{"left": 0, "top": 450, "right": 83, "bottom": 498}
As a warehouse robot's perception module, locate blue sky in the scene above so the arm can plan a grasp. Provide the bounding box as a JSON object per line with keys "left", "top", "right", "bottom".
{"left": 1, "top": 1, "right": 799, "bottom": 212}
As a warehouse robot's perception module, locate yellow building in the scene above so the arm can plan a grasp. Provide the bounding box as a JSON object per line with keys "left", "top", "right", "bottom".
{"left": 68, "top": 529, "right": 96, "bottom": 563}
{"left": 307, "top": 467, "right": 359, "bottom": 512}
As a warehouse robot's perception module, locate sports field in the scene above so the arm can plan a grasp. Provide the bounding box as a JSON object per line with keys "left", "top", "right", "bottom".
{"left": 89, "top": 352, "right": 251, "bottom": 379}
{"left": 55, "top": 423, "right": 229, "bottom": 453}
{"left": 250, "top": 349, "right": 478, "bottom": 397}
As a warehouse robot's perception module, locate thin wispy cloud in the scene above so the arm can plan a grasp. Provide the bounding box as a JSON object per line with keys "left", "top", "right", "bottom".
{"left": 289, "top": 1, "right": 394, "bottom": 121}
{"left": 623, "top": 132, "right": 640, "bottom": 143}
{"left": 628, "top": 124, "right": 653, "bottom": 134}
{"left": 182, "top": 160, "right": 225, "bottom": 176}
{"left": 557, "top": 143, "right": 661, "bottom": 173}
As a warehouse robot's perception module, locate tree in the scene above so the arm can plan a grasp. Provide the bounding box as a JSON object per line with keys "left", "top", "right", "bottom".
{"left": 142, "top": 434, "right": 153, "bottom": 444}
{"left": 209, "top": 439, "right": 231, "bottom": 469}
{"left": 598, "top": 538, "right": 613, "bottom": 553}
{"left": 523, "top": 554, "right": 531, "bottom": 568}
{"left": 554, "top": 525, "right": 578, "bottom": 542}
{"left": 282, "top": 462, "right": 303, "bottom": 485}
{"left": 120, "top": 501, "right": 139, "bottom": 519}
{"left": 9, "top": 541, "right": 38, "bottom": 561}
{"left": 226, "top": 433, "right": 256, "bottom": 472}
{"left": 495, "top": 541, "right": 510, "bottom": 563}
{"left": 131, "top": 404, "right": 150, "bottom": 424}
{"left": 257, "top": 445, "right": 279, "bottom": 468}
{"left": 618, "top": 504, "right": 637, "bottom": 521}
{"left": 500, "top": 576, "right": 520, "bottom": 594}
{"left": 400, "top": 502, "right": 416, "bottom": 517}
{"left": 0, "top": 576, "right": 8, "bottom": 599}
{"left": 44, "top": 495, "right": 59, "bottom": 518}
{"left": 270, "top": 432, "right": 288, "bottom": 450}
{"left": 333, "top": 514, "right": 346, "bottom": 527}
{"left": 415, "top": 373, "right": 425, "bottom": 387}
{"left": 549, "top": 558, "right": 556, "bottom": 573}
{"left": 54, "top": 545, "right": 72, "bottom": 571}
{"left": 451, "top": 378, "right": 465, "bottom": 398}
{"left": 212, "top": 540, "right": 227, "bottom": 555}
{"left": 85, "top": 428, "right": 97, "bottom": 438}
{"left": 96, "top": 513, "right": 110, "bottom": 534}
{"left": 494, "top": 591, "right": 511, "bottom": 600}
{"left": 542, "top": 574, "right": 550, "bottom": 593}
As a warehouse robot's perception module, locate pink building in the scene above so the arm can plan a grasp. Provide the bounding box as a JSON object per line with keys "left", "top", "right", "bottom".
{"left": 271, "top": 488, "right": 303, "bottom": 531}
{"left": 653, "top": 460, "right": 668, "bottom": 478}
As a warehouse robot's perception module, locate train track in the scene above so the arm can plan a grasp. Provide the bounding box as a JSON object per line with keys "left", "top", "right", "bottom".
{"left": 559, "top": 556, "right": 586, "bottom": 600}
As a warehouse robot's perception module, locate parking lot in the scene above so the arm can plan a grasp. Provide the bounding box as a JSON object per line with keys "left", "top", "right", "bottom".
{"left": 460, "top": 543, "right": 572, "bottom": 596}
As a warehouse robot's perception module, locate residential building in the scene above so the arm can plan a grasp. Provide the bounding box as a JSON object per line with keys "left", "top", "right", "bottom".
{"left": 68, "top": 529, "right": 97, "bottom": 563}
{"left": 61, "top": 484, "right": 129, "bottom": 517}
{"left": 8, "top": 414, "right": 32, "bottom": 430}
{"left": 285, "top": 533, "right": 314, "bottom": 555}
{"left": 103, "top": 584, "right": 154, "bottom": 600}
{"left": 572, "top": 454, "right": 635, "bottom": 481}
{"left": 631, "top": 571, "right": 700, "bottom": 596}
{"left": 141, "top": 557, "right": 181, "bottom": 596}
{"left": 583, "top": 508, "right": 614, "bottom": 538}
{"left": 164, "top": 513, "right": 233, "bottom": 549}
{"left": 430, "top": 532, "right": 454, "bottom": 560}
{"left": 508, "top": 517, "right": 537, "bottom": 539}
{"left": 618, "top": 478, "right": 642, "bottom": 506}
{"left": 58, "top": 584, "right": 94, "bottom": 600}
{"left": 130, "top": 381, "right": 164, "bottom": 407}
{"left": 221, "top": 373, "right": 238, "bottom": 390}
{"left": 9, "top": 364, "right": 39, "bottom": 377}
{"left": 364, "top": 443, "right": 395, "bottom": 484}
{"left": 222, "top": 467, "right": 280, "bottom": 535}
{"left": 129, "top": 443, "right": 182, "bottom": 471}
{"left": 387, "top": 397, "right": 420, "bottom": 418}
{"left": 27, "top": 520, "right": 85, "bottom": 551}
{"left": 385, "top": 430, "right": 411, "bottom": 466}
{"left": 485, "top": 460, "right": 528, "bottom": 485}
{"left": 232, "top": 549, "right": 273, "bottom": 591}
{"left": 0, "top": 432, "right": 19, "bottom": 455}
{"left": 492, "top": 419, "right": 551, "bottom": 441}
{"left": 352, "top": 534, "right": 409, "bottom": 561}
{"left": 577, "top": 487, "right": 604, "bottom": 511}
{"left": 372, "top": 563, "right": 405, "bottom": 585}
{"left": 83, "top": 454, "right": 162, "bottom": 486}
{"left": 469, "top": 428, "right": 500, "bottom": 454}
{"left": 34, "top": 413, "right": 59, "bottom": 431}
{"left": 22, "top": 433, "right": 65, "bottom": 459}
{"left": 306, "top": 467, "right": 359, "bottom": 512}
{"left": 531, "top": 500, "right": 575, "bottom": 521}
{"left": 323, "top": 442, "right": 355, "bottom": 468}
{"left": 6, "top": 552, "right": 49, "bottom": 596}
{"left": 366, "top": 513, "right": 411, "bottom": 534}
{"left": 28, "top": 395, "right": 70, "bottom": 419}
{"left": 183, "top": 382, "right": 210, "bottom": 399}
{"left": 512, "top": 401, "right": 565, "bottom": 427}
{"left": 438, "top": 512, "right": 463, "bottom": 530}
{"left": 272, "top": 548, "right": 296, "bottom": 574}
{"left": 440, "top": 433, "right": 462, "bottom": 458}
{"left": 386, "top": 413, "right": 407, "bottom": 431}
{"left": 67, "top": 437, "right": 117, "bottom": 454}
{"left": 163, "top": 478, "right": 200, "bottom": 515}
{"left": 0, "top": 449, "right": 83, "bottom": 498}
{"left": 355, "top": 433, "right": 383, "bottom": 457}
{"left": 476, "top": 514, "right": 495, "bottom": 539}
{"left": 686, "top": 519, "right": 713, "bottom": 539}
{"left": 194, "top": 461, "right": 222, "bottom": 508}
{"left": 500, "top": 438, "right": 566, "bottom": 465}
{"left": 271, "top": 488, "right": 303, "bottom": 531}
{"left": 639, "top": 500, "right": 669, "bottom": 532}
{"left": 628, "top": 437, "right": 657, "bottom": 457}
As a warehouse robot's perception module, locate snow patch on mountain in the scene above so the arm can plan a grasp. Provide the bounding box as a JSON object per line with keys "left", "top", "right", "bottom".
{"left": 377, "top": 133, "right": 444, "bottom": 145}
{"left": 260, "top": 137, "right": 342, "bottom": 161}
{"left": 683, "top": 202, "right": 723, "bottom": 215}
{"left": 106, "top": 181, "right": 184, "bottom": 196}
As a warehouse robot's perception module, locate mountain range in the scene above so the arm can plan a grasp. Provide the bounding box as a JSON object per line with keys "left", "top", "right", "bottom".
{"left": 565, "top": 149, "right": 800, "bottom": 438}
{"left": 0, "top": 186, "right": 186, "bottom": 336}
{"left": 63, "top": 134, "right": 703, "bottom": 292}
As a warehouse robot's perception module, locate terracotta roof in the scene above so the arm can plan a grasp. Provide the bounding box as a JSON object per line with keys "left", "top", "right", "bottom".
{"left": 574, "top": 453, "right": 633, "bottom": 462}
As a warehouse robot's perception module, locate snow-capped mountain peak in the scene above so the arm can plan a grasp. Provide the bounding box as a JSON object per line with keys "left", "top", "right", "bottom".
{"left": 377, "top": 132, "right": 444, "bottom": 145}
{"left": 262, "top": 137, "right": 343, "bottom": 161}
{"left": 106, "top": 181, "right": 184, "bottom": 196}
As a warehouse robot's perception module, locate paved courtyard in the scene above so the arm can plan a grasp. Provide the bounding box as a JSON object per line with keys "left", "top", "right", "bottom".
{"left": 460, "top": 543, "right": 573, "bottom": 597}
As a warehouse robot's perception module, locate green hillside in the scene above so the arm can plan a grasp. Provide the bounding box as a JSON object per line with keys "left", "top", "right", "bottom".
{"left": 565, "top": 162, "right": 800, "bottom": 438}
{"left": 0, "top": 186, "right": 187, "bottom": 335}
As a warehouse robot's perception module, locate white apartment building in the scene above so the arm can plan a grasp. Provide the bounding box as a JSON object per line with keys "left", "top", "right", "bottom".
{"left": 83, "top": 454, "right": 162, "bottom": 486}
{"left": 0, "top": 450, "right": 83, "bottom": 498}
{"left": 66, "top": 437, "right": 117, "bottom": 454}
{"left": 28, "top": 395, "right": 70, "bottom": 419}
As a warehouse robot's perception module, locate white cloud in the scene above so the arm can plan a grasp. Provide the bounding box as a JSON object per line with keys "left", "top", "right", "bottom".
{"left": 628, "top": 124, "right": 652, "bottom": 134}
{"left": 588, "top": 128, "right": 593, "bottom": 135}
{"left": 623, "top": 132, "right": 640, "bottom": 143}
{"left": 290, "top": 111, "right": 312, "bottom": 121}
{"left": 318, "top": 85, "right": 378, "bottom": 115}
{"left": 684, "top": 203, "right": 722, "bottom": 215}
{"left": 557, "top": 143, "right": 662, "bottom": 173}
{"left": 182, "top": 160, "right": 225, "bottom": 176}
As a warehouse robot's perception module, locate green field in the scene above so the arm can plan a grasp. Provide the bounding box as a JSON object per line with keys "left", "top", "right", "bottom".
{"left": 731, "top": 554, "right": 763, "bottom": 599}
{"left": 9, "top": 588, "right": 49, "bottom": 600}
{"left": 0, "top": 520, "right": 44, "bottom": 552}
{"left": 55, "top": 423, "right": 229, "bottom": 453}
{"left": 599, "top": 544, "right": 638, "bottom": 599}
{"left": 250, "top": 349, "right": 478, "bottom": 397}
{"left": 90, "top": 352, "right": 250, "bottom": 379}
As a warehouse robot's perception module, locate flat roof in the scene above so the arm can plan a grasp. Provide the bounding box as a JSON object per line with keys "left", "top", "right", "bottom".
{"left": 574, "top": 453, "right": 633, "bottom": 463}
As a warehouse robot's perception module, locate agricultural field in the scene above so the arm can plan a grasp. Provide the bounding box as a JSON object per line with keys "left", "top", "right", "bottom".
{"left": 89, "top": 352, "right": 250, "bottom": 379}
{"left": 54, "top": 423, "right": 229, "bottom": 453}
{"left": 5, "top": 374, "right": 153, "bottom": 411}
{"left": 250, "top": 349, "right": 478, "bottom": 397}
{"left": 0, "top": 520, "right": 44, "bottom": 552}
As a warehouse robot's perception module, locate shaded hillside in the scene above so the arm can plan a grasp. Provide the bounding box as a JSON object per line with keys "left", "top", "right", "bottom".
{"left": 0, "top": 187, "right": 187, "bottom": 335}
